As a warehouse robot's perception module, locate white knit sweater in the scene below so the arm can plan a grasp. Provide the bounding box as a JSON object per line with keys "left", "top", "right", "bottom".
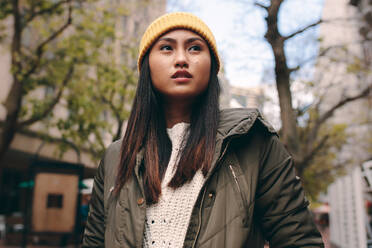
{"left": 143, "top": 122, "right": 206, "bottom": 248}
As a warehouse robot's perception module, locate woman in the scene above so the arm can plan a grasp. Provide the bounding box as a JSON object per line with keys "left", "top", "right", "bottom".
{"left": 82, "top": 12, "right": 323, "bottom": 247}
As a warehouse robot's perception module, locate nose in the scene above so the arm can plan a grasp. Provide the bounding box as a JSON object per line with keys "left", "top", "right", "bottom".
{"left": 174, "top": 49, "right": 188, "bottom": 68}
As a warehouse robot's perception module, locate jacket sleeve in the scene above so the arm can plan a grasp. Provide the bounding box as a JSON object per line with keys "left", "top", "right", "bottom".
{"left": 82, "top": 157, "right": 105, "bottom": 247}
{"left": 255, "top": 134, "right": 324, "bottom": 247}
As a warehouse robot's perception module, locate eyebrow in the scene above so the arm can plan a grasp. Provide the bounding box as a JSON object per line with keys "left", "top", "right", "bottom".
{"left": 157, "top": 37, "right": 206, "bottom": 44}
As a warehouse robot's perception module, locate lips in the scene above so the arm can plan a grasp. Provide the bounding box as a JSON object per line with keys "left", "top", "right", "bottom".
{"left": 171, "top": 70, "right": 193, "bottom": 79}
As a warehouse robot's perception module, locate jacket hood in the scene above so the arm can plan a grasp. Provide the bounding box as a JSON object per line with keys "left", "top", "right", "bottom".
{"left": 217, "top": 108, "right": 276, "bottom": 141}
{"left": 203, "top": 108, "right": 277, "bottom": 180}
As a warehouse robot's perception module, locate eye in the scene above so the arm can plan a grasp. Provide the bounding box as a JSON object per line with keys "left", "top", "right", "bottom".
{"left": 189, "top": 45, "right": 201, "bottom": 51}
{"left": 160, "top": 45, "right": 172, "bottom": 51}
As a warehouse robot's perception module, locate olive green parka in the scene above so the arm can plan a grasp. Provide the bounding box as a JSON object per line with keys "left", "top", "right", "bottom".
{"left": 82, "top": 108, "right": 324, "bottom": 248}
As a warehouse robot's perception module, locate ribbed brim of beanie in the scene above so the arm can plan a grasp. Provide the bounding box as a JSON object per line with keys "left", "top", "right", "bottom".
{"left": 137, "top": 12, "right": 220, "bottom": 72}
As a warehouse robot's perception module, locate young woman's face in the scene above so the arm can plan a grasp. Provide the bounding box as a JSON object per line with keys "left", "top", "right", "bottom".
{"left": 149, "top": 29, "right": 211, "bottom": 102}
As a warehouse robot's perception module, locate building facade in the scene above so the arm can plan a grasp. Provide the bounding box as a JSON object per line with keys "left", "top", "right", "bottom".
{"left": 318, "top": 0, "right": 372, "bottom": 247}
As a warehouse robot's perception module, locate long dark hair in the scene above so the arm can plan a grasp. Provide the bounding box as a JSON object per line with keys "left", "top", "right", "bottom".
{"left": 114, "top": 52, "right": 220, "bottom": 204}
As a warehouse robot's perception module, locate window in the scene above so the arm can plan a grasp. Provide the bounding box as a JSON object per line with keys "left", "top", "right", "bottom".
{"left": 46, "top": 194, "right": 63, "bottom": 208}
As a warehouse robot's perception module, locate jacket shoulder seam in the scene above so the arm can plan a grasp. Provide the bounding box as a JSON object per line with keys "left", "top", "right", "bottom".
{"left": 259, "top": 155, "right": 291, "bottom": 180}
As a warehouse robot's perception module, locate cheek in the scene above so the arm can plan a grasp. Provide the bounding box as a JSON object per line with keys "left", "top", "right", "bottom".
{"left": 196, "top": 57, "right": 211, "bottom": 87}
{"left": 149, "top": 54, "right": 166, "bottom": 84}
{"left": 149, "top": 55, "right": 158, "bottom": 77}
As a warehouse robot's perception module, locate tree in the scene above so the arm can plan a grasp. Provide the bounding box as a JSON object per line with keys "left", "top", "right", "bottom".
{"left": 47, "top": 0, "right": 164, "bottom": 161}
{"left": 50, "top": 1, "right": 138, "bottom": 160}
{"left": 254, "top": 0, "right": 371, "bottom": 199}
{"left": 0, "top": 0, "right": 81, "bottom": 161}
{"left": 0, "top": 0, "right": 140, "bottom": 164}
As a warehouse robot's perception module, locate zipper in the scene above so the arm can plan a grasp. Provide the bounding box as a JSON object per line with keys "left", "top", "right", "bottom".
{"left": 191, "top": 187, "right": 207, "bottom": 248}
{"left": 229, "top": 165, "right": 243, "bottom": 197}
{"left": 210, "top": 140, "right": 230, "bottom": 178}
{"left": 228, "top": 164, "right": 249, "bottom": 225}
{"left": 104, "top": 186, "right": 117, "bottom": 228}
{"left": 190, "top": 140, "right": 230, "bottom": 248}
{"left": 189, "top": 125, "right": 255, "bottom": 245}
{"left": 106, "top": 187, "right": 115, "bottom": 211}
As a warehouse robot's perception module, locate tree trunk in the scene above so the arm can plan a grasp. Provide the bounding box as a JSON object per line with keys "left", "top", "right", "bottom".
{"left": 0, "top": 80, "right": 23, "bottom": 160}
{"left": 272, "top": 43, "right": 299, "bottom": 157}
{"left": 263, "top": 0, "right": 300, "bottom": 161}
{"left": 0, "top": 0, "right": 22, "bottom": 162}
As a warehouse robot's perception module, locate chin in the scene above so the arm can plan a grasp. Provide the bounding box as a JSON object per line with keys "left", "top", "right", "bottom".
{"left": 164, "top": 91, "right": 204, "bottom": 101}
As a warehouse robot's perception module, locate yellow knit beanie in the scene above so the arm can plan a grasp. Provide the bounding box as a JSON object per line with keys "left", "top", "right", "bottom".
{"left": 137, "top": 12, "right": 221, "bottom": 72}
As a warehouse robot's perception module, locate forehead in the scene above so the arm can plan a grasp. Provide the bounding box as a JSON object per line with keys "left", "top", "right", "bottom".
{"left": 156, "top": 29, "right": 206, "bottom": 42}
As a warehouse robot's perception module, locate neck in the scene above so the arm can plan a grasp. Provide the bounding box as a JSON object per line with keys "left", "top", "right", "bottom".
{"left": 163, "top": 100, "right": 193, "bottom": 128}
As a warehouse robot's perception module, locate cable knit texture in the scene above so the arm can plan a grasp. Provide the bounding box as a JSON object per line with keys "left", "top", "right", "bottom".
{"left": 143, "top": 122, "right": 205, "bottom": 248}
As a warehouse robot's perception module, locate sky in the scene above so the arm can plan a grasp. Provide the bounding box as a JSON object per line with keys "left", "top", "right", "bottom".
{"left": 167, "top": 0, "right": 325, "bottom": 88}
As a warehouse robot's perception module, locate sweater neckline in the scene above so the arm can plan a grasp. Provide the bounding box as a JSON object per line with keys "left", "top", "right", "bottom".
{"left": 166, "top": 122, "right": 189, "bottom": 145}
{"left": 166, "top": 122, "right": 190, "bottom": 130}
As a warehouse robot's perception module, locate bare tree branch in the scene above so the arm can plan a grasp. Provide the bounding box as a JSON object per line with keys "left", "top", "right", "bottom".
{"left": 18, "top": 62, "right": 75, "bottom": 127}
{"left": 309, "top": 84, "right": 371, "bottom": 142}
{"left": 18, "top": 127, "right": 82, "bottom": 163}
{"left": 254, "top": 2, "right": 269, "bottom": 10}
{"left": 284, "top": 16, "right": 358, "bottom": 42}
{"left": 288, "top": 46, "right": 335, "bottom": 73}
{"left": 318, "top": 85, "right": 370, "bottom": 125}
{"left": 288, "top": 65, "right": 301, "bottom": 73}
{"left": 284, "top": 20, "right": 322, "bottom": 41}
{"left": 23, "top": 4, "right": 72, "bottom": 80}
{"left": 289, "top": 39, "right": 370, "bottom": 75}
{"left": 25, "top": 0, "right": 70, "bottom": 24}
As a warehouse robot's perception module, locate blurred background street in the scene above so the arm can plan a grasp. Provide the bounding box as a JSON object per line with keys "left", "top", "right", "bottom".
{"left": 0, "top": 0, "right": 371, "bottom": 247}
